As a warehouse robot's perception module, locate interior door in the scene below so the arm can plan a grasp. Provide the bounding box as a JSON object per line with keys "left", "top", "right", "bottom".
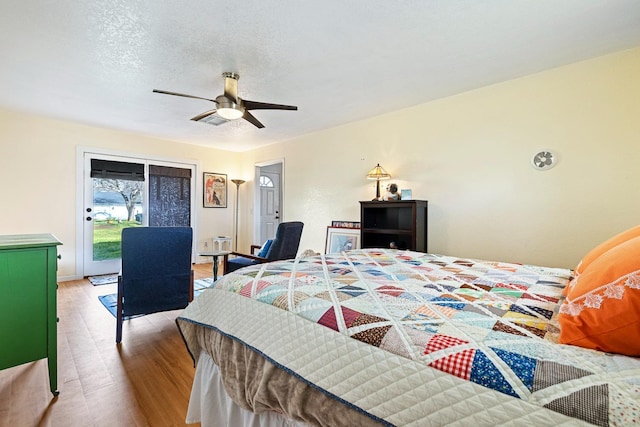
{"left": 258, "top": 168, "right": 282, "bottom": 244}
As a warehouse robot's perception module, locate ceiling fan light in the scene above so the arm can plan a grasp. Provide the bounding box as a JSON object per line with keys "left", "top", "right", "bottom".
{"left": 217, "top": 107, "right": 244, "bottom": 120}
{"left": 215, "top": 95, "right": 244, "bottom": 120}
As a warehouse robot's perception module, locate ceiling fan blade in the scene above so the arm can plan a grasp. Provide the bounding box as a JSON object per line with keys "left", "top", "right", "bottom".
{"left": 153, "top": 89, "right": 217, "bottom": 103}
{"left": 243, "top": 111, "right": 265, "bottom": 129}
{"left": 243, "top": 99, "right": 298, "bottom": 111}
{"left": 190, "top": 109, "right": 218, "bottom": 122}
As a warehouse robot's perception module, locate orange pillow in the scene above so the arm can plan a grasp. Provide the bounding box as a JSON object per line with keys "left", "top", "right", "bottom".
{"left": 574, "top": 224, "right": 640, "bottom": 276}
{"left": 558, "top": 236, "right": 640, "bottom": 356}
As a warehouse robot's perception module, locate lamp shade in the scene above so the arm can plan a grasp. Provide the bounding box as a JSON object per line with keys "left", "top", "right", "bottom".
{"left": 366, "top": 163, "right": 391, "bottom": 180}
{"left": 366, "top": 163, "right": 391, "bottom": 201}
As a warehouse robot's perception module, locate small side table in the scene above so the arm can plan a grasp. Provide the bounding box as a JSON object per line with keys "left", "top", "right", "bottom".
{"left": 198, "top": 250, "right": 231, "bottom": 281}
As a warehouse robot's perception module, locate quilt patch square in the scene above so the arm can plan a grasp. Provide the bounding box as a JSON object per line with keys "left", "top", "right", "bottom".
{"left": 429, "top": 348, "right": 476, "bottom": 380}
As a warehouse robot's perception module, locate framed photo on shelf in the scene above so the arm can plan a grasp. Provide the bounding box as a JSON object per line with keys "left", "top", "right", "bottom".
{"left": 400, "top": 189, "right": 413, "bottom": 200}
{"left": 203, "top": 172, "right": 227, "bottom": 208}
{"left": 330, "top": 220, "right": 361, "bottom": 229}
{"left": 325, "top": 226, "right": 360, "bottom": 254}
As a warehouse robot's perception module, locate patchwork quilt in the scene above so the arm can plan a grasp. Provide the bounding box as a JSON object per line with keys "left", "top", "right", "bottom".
{"left": 180, "top": 249, "right": 640, "bottom": 426}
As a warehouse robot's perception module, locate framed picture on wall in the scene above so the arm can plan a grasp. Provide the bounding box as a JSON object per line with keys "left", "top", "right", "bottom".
{"left": 325, "top": 226, "right": 360, "bottom": 254}
{"left": 203, "top": 172, "right": 227, "bottom": 208}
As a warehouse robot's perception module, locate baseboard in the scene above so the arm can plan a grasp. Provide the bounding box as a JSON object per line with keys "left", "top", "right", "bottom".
{"left": 57, "top": 274, "right": 82, "bottom": 282}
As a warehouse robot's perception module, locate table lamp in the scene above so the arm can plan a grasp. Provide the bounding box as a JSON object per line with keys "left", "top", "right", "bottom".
{"left": 366, "top": 163, "right": 391, "bottom": 201}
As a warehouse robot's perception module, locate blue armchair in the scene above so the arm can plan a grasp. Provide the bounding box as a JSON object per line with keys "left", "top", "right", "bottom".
{"left": 224, "top": 221, "right": 304, "bottom": 273}
{"left": 116, "top": 226, "right": 193, "bottom": 343}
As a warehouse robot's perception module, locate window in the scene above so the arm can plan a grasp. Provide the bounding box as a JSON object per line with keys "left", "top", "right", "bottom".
{"left": 259, "top": 175, "right": 274, "bottom": 188}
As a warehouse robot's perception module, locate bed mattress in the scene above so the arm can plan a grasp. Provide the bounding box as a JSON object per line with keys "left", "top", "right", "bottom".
{"left": 177, "top": 249, "right": 640, "bottom": 426}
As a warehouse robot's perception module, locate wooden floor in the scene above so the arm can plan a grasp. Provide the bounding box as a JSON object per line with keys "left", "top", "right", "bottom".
{"left": 0, "top": 263, "right": 213, "bottom": 427}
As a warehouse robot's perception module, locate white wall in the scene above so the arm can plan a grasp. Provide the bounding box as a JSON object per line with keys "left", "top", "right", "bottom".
{"left": 0, "top": 110, "right": 241, "bottom": 279}
{"left": 240, "top": 48, "right": 640, "bottom": 269}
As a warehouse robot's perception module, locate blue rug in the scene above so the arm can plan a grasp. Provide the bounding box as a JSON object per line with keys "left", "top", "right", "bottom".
{"left": 98, "top": 277, "right": 215, "bottom": 318}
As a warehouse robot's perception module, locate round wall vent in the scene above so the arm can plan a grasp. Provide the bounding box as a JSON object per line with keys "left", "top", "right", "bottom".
{"left": 531, "top": 150, "right": 557, "bottom": 171}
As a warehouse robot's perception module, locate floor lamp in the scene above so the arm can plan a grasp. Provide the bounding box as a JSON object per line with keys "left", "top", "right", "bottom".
{"left": 231, "top": 179, "right": 246, "bottom": 251}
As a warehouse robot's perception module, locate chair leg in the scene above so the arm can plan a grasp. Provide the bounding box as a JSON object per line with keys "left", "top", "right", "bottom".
{"left": 189, "top": 270, "right": 194, "bottom": 302}
{"left": 116, "top": 276, "right": 123, "bottom": 344}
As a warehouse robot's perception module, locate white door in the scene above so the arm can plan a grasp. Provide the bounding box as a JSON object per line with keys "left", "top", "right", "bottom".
{"left": 83, "top": 154, "right": 145, "bottom": 276}
{"left": 258, "top": 169, "right": 281, "bottom": 244}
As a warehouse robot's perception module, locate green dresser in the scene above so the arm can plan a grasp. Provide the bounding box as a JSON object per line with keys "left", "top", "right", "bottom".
{"left": 0, "top": 234, "right": 62, "bottom": 396}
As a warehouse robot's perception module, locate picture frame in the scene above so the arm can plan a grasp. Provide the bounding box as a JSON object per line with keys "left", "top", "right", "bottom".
{"left": 325, "top": 226, "right": 360, "bottom": 254}
{"left": 331, "top": 220, "right": 361, "bottom": 229}
{"left": 203, "top": 172, "right": 227, "bottom": 208}
{"left": 400, "top": 189, "right": 413, "bottom": 200}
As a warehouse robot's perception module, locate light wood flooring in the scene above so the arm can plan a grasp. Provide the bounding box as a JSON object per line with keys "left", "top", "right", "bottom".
{"left": 0, "top": 263, "right": 214, "bottom": 427}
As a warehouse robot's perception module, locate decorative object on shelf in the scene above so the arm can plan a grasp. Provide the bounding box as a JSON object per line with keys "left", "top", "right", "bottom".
{"left": 331, "top": 220, "right": 361, "bottom": 229}
{"left": 400, "top": 189, "right": 413, "bottom": 200}
{"left": 325, "top": 226, "right": 361, "bottom": 254}
{"left": 204, "top": 172, "right": 227, "bottom": 208}
{"left": 386, "top": 183, "right": 400, "bottom": 201}
{"left": 366, "top": 163, "right": 391, "bottom": 201}
{"left": 231, "top": 179, "right": 246, "bottom": 251}
{"left": 531, "top": 150, "right": 557, "bottom": 171}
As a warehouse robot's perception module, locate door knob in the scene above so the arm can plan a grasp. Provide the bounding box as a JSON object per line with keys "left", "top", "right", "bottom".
{"left": 86, "top": 216, "right": 92, "bottom": 221}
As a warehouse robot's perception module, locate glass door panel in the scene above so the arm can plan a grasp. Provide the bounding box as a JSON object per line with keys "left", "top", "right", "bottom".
{"left": 83, "top": 155, "right": 145, "bottom": 276}
{"left": 148, "top": 165, "right": 191, "bottom": 227}
{"left": 91, "top": 178, "right": 144, "bottom": 260}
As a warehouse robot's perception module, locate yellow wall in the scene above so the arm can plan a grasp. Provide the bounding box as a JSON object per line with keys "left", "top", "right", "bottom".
{"left": 241, "top": 47, "right": 640, "bottom": 269}
{"left": 0, "top": 110, "right": 241, "bottom": 279}
{"left": 1, "top": 48, "right": 638, "bottom": 277}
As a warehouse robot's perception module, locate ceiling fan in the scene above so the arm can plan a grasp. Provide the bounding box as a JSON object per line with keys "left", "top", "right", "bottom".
{"left": 153, "top": 72, "right": 297, "bottom": 129}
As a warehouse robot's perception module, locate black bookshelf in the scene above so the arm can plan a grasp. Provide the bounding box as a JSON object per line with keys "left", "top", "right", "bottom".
{"left": 360, "top": 200, "right": 428, "bottom": 252}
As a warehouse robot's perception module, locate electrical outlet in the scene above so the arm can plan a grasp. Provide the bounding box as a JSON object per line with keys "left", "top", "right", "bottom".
{"left": 204, "top": 241, "right": 208, "bottom": 248}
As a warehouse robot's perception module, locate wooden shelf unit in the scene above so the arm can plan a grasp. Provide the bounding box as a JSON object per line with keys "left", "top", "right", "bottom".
{"left": 360, "top": 200, "right": 428, "bottom": 252}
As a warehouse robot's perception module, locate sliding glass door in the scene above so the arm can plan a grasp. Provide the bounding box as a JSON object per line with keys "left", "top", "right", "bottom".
{"left": 82, "top": 153, "right": 194, "bottom": 277}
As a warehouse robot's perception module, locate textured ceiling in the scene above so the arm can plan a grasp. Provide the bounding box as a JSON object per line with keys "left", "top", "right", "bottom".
{"left": 1, "top": 1, "right": 639, "bottom": 152}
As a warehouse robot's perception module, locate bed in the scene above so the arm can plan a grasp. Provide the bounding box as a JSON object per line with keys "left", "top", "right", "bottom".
{"left": 176, "top": 248, "right": 640, "bottom": 426}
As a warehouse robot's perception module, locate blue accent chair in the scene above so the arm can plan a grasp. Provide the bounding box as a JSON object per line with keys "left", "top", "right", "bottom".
{"left": 224, "top": 221, "right": 304, "bottom": 273}
{"left": 116, "top": 226, "right": 193, "bottom": 343}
